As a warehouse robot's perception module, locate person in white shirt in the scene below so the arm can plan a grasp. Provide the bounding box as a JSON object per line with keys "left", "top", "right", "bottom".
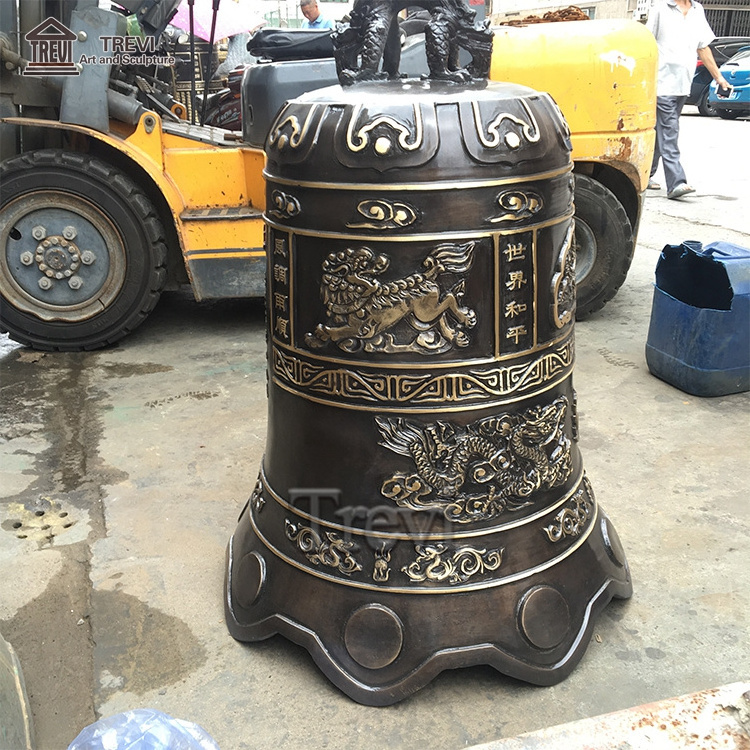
{"left": 646, "top": 0, "right": 728, "bottom": 199}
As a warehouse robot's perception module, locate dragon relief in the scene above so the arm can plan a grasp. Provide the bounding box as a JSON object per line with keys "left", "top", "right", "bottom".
{"left": 305, "top": 242, "right": 476, "bottom": 354}
{"left": 376, "top": 395, "right": 573, "bottom": 523}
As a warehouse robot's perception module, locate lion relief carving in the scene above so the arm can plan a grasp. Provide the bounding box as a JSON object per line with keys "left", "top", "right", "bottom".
{"left": 305, "top": 242, "right": 477, "bottom": 354}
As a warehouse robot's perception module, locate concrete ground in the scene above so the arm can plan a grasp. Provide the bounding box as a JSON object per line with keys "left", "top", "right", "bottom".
{"left": 1, "top": 110, "right": 748, "bottom": 750}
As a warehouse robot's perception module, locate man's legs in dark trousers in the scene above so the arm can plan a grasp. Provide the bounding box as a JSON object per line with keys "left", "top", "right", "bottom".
{"left": 650, "top": 95, "right": 688, "bottom": 192}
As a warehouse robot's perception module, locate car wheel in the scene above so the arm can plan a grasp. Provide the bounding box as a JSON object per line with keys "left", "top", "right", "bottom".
{"left": 716, "top": 108, "right": 742, "bottom": 120}
{"left": 0, "top": 150, "right": 167, "bottom": 350}
{"left": 697, "top": 87, "right": 719, "bottom": 116}
{"left": 572, "top": 174, "right": 634, "bottom": 320}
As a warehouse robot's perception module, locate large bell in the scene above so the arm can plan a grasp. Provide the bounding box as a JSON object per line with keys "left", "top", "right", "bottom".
{"left": 225, "top": 76, "right": 632, "bottom": 705}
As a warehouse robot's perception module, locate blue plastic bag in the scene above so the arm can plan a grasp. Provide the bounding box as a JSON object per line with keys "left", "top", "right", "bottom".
{"left": 67, "top": 709, "right": 220, "bottom": 750}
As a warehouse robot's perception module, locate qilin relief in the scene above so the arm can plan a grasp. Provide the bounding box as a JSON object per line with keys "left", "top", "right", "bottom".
{"left": 376, "top": 395, "right": 572, "bottom": 523}
{"left": 284, "top": 519, "right": 362, "bottom": 575}
{"left": 402, "top": 543, "right": 503, "bottom": 584}
{"left": 543, "top": 476, "right": 594, "bottom": 543}
{"left": 305, "top": 242, "right": 476, "bottom": 355}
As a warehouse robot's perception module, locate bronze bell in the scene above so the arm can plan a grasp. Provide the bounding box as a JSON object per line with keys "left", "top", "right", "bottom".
{"left": 224, "top": 71, "right": 632, "bottom": 705}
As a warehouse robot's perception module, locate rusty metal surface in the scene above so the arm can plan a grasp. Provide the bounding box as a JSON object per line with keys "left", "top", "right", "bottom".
{"left": 471, "top": 682, "right": 750, "bottom": 749}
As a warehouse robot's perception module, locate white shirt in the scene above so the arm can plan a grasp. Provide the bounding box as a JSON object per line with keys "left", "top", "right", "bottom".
{"left": 647, "top": 0, "right": 715, "bottom": 96}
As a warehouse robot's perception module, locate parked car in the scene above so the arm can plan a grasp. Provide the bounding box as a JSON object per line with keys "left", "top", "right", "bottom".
{"left": 708, "top": 47, "right": 750, "bottom": 119}
{"left": 688, "top": 37, "right": 750, "bottom": 116}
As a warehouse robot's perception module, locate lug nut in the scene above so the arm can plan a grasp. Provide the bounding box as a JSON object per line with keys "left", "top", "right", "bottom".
{"left": 62, "top": 226, "right": 77, "bottom": 240}
{"left": 68, "top": 276, "right": 83, "bottom": 290}
{"left": 20, "top": 252, "right": 34, "bottom": 266}
{"left": 32, "top": 226, "right": 46, "bottom": 240}
{"left": 38, "top": 277, "right": 53, "bottom": 290}
{"left": 80, "top": 251, "right": 95, "bottom": 265}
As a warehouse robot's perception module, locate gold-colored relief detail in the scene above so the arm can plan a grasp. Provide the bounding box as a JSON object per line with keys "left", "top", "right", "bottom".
{"left": 346, "top": 199, "right": 419, "bottom": 230}
{"left": 504, "top": 300, "right": 527, "bottom": 318}
{"left": 269, "top": 103, "right": 319, "bottom": 150}
{"left": 506, "top": 325, "right": 527, "bottom": 344}
{"left": 284, "top": 519, "right": 362, "bottom": 575}
{"left": 272, "top": 339, "right": 573, "bottom": 405}
{"left": 346, "top": 103, "right": 423, "bottom": 153}
{"left": 273, "top": 264, "right": 288, "bottom": 284}
{"left": 543, "top": 477, "right": 594, "bottom": 542}
{"left": 305, "top": 242, "right": 476, "bottom": 355}
{"left": 473, "top": 99, "right": 541, "bottom": 150}
{"left": 552, "top": 223, "right": 575, "bottom": 328}
{"left": 273, "top": 237, "right": 288, "bottom": 258}
{"left": 274, "top": 317, "right": 290, "bottom": 339}
{"left": 273, "top": 292, "right": 288, "bottom": 313}
{"left": 250, "top": 475, "right": 265, "bottom": 513}
{"left": 373, "top": 545, "right": 392, "bottom": 582}
{"left": 506, "top": 269, "right": 527, "bottom": 291}
{"left": 503, "top": 242, "right": 527, "bottom": 262}
{"left": 377, "top": 395, "right": 572, "bottom": 523}
{"left": 268, "top": 190, "right": 301, "bottom": 220}
{"left": 490, "top": 190, "right": 543, "bottom": 223}
{"left": 403, "top": 543, "right": 503, "bottom": 584}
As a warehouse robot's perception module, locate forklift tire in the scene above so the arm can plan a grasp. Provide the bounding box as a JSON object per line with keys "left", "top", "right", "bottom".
{"left": 573, "top": 174, "right": 635, "bottom": 320}
{"left": 0, "top": 150, "right": 167, "bottom": 350}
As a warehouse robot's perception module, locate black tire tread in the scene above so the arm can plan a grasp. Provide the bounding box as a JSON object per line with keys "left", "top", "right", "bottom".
{"left": 0, "top": 149, "right": 168, "bottom": 351}
{"left": 574, "top": 174, "right": 634, "bottom": 320}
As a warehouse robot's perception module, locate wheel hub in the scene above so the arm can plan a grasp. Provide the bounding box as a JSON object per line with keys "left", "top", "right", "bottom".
{"left": 39, "top": 236, "right": 80, "bottom": 272}
{"left": 1, "top": 192, "right": 122, "bottom": 322}
{"left": 572, "top": 218, "right": 597, "bottom": 282}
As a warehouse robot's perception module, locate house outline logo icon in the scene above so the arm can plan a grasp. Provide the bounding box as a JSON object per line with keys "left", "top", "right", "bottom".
{"left": 24, "top": 17, "right": 80, "bottom": 76}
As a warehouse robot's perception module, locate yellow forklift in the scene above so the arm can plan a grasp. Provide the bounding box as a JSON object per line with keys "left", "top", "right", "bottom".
{"left": 0, "top": 0, "right": 656, "bottom": 350}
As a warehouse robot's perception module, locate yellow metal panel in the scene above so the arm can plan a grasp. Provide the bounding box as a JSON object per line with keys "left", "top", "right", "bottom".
{"left": 180, "top": 217, "right": 265, "bottom": 254}
{"left": 164, "top": 147, "right": 252, "bottom": 208}
{"left": 161, "top": 139, "right": 265, "bottom": 213}
{"left": 242, "top": 148, "right": 267, "bottom": 212}
{"left": 490, "top": 19, "right": 657, "bottom": 183}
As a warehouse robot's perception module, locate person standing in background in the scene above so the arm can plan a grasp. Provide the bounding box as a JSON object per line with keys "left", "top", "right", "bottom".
{"left": 647, "top": 0, "right": 729, "bottom": 200}
{"left": 300, "top": 0, "right": 335, "bottom": 29}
